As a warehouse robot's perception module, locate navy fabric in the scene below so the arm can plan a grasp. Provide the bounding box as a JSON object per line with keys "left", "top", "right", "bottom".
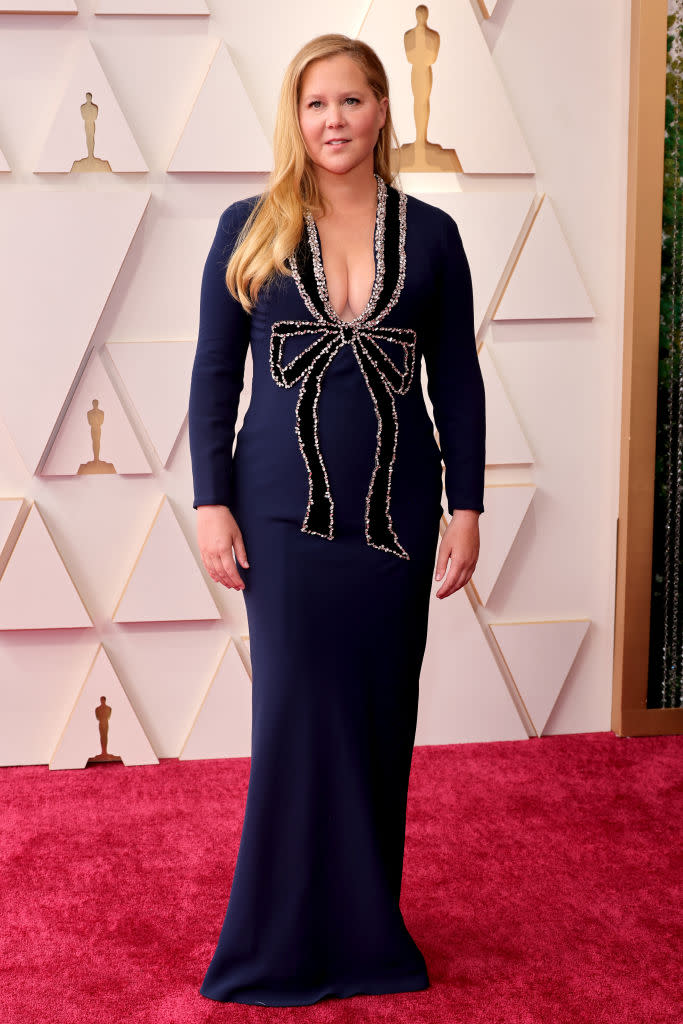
{"left": 188, "top": 185, "right": 485, "bottom": 1006}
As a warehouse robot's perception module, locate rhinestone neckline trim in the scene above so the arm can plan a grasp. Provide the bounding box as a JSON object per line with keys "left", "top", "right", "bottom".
{"left": 304, "top": 172, "right": 387, "bottom": 328}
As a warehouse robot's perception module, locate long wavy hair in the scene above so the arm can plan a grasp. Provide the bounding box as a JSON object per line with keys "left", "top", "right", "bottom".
{"left": 226, "top": 34, "right": 402, "bottom": 313}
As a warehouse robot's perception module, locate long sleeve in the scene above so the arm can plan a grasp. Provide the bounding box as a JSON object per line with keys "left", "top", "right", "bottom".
{"left": 423, "top": 210, "right": 486, "bottom": 515}
{"left": 188, "top": 201, "right": 254, "bottom": 510}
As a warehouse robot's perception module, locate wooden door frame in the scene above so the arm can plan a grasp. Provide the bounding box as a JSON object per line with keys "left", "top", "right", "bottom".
{"left": 613, "top": 0, "right": 683, "bottom": 734}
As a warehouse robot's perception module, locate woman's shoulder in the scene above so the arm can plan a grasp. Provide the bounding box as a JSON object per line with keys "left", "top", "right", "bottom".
{"left": 403, "top": 188, "right": 456, "bottom": 230}
{"left": 398, "top": 187, "right": 462, "bottom": 255}
{"left": 219, "top": 192, "right": 264, "bottom": 231}
{"left": 210, "top": 194, "right": 265, "bottom": 259}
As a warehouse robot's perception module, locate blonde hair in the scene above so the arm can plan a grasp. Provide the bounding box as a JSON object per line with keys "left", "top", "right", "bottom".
{"left": 226, "top": 34, "right": 402, "bottom": 313}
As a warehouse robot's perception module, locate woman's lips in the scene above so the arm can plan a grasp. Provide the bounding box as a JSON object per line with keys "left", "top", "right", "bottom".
{"left": 326, "top": 139, "right": 349, "bottom": 146}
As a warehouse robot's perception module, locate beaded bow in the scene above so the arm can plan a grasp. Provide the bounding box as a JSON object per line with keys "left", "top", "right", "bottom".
{"left": 269, "top": 175, "right": 416, "bottom": 560}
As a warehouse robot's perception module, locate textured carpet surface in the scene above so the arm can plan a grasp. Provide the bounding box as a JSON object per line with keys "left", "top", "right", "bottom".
{"left": 1, "top": 731, "right": 681, "bottom": 1024}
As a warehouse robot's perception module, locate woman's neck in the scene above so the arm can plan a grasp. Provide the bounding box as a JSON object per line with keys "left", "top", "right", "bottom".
{"left": 312, "top": 163, "right": 379, "bottom": 219}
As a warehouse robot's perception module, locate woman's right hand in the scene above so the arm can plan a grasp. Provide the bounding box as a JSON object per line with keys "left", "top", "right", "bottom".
{"left": 196, "top": 505, "right": 249, "bottom": 590}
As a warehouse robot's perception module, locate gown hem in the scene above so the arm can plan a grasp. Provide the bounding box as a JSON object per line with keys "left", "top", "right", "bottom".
{"left": 198, "top": 969, "right": 430, "bottom": 1007}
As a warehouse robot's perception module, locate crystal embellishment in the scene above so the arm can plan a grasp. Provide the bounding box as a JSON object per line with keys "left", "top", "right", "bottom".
{"left": 269, "top": 173, "right": 416, "bottom": 559}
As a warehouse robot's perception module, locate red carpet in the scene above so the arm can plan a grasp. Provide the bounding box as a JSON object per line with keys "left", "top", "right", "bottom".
{"left": 1, "top": 731, "right": 680, "bottom": 1024}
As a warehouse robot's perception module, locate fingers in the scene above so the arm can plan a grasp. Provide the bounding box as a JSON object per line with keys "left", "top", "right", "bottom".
{"left": 233, "top": 533, "right": 250, "bottom": 570}
{"left": 206, "top": 536, "right": 246, "bottom": 589}
{"left": 206, "top": 549, "right": 245, "bottom": 590}
{"left": 218, "top": 546, "right": 246, "bottom": 590}
{"left": 434, "top": 543, "right": 450, "bottom": 583}
{"left": 434, "top": 544, "right": 475, "bottom": 599}
{"left": 205, "top": 552, "right": 234, "bottom": 589}
{"left": 435, "top": 558, "right": 471, "bottom": 599}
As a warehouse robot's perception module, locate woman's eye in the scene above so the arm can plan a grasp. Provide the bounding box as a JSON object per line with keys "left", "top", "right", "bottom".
{"left": 308, "top": 98, "right": 360, "bottom": 109}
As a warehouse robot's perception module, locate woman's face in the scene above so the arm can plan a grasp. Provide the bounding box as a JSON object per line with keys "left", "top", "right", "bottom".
{"left": 297, "top": 54, "right": 388, "bottom": 179}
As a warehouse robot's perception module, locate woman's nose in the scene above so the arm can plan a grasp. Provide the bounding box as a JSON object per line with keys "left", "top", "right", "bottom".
{"left": 327, "top": 107, "right": 346, "bottom": 127}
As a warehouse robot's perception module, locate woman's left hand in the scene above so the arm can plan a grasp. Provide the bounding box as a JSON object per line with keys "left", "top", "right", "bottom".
{"left": 434, "top": 509, "right": 481, "bottom": 599}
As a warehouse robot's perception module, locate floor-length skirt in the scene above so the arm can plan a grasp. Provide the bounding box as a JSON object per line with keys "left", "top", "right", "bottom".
{"left": 198, "top": 414, "right": 442, "bottom": 1007}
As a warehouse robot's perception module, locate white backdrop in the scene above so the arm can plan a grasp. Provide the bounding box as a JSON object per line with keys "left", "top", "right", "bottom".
{"left": 0, "top": 0, "right": 631, "bottom": 767}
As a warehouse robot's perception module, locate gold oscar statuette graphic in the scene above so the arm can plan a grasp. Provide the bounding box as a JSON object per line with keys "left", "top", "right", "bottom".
{"left": 71, "top": 92, "right": 113, "bottom": 174}
{"left": 77, "top": 399, "right": 116, "bottom": 475}
{"left": 392, "top": 5, "right": 461, "bottom": 173}
{"left": 86, "top": 696, "right": 123, "bottom": 765}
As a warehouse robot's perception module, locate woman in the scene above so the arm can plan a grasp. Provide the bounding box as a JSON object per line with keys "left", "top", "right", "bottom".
{"left": 188, "top": 33, "right": 485, "bottom": 1007}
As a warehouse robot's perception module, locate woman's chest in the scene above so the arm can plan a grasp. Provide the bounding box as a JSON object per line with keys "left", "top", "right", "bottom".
{"left": 250, "top": 185, "right": 442, "bottom": 369}
{"left": 252, "top": 227, "right": 439, "bottom": 341}
{"left": 314, "top": 217, "right": 377, "bottom": 323}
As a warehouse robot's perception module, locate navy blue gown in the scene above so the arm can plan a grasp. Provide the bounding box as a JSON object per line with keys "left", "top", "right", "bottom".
{"left": 188, "top": 172, "right": 485, "bottom": 1007}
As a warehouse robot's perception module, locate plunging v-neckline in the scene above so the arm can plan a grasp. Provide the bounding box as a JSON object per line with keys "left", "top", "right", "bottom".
{"left": 306, "top": 172, "right": 385, "bottom": 327}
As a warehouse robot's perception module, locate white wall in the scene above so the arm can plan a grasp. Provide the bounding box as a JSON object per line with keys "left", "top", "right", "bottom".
{"left": 0, "top": 0, "right": 631, "bottom": 766}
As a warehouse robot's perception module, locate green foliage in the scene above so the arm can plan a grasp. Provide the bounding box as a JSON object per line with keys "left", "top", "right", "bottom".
{"left": 649, "top": 9, "right": 683, "bottom": 706}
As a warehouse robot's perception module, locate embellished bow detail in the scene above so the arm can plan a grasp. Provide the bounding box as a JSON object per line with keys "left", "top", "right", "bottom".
{"left": 269, "top": 174, "right": 415, "bottom": 559}
{"left": 270, "top": 320, "right": 417, "bottom": 559}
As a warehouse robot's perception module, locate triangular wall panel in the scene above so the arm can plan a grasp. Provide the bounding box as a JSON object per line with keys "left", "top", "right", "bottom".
{"left": 413, "top": 191, "right": 535, "bottom": 333}
{"left": 106, "top": 340, "right": 195, "bottom": 466}
{"left": 35, "top": 38, "right": 148, "bottom": 172}
{"left": 416, "top": 578, "right": 528, "bottom": 745}
{"left": 179, "top": 636, "right": 252, "bottom": 760}
{"left": 0, "top": 637, "right": 100, "bottom": 768}
{"left": 494, "top": 195, "right": 595, "bottom": 320}
{"left": 0, "top": 189, "right": 150, "bottom": 474}
{"left": 470, "top": 484, "right": 536, "bottom": 606}
{"left": 478, "top": 339, "right": 534, "bottom": 465}
{"left": 358, "top": 0, "right": 535, "bottom": 173}
{"left": 0, "top": 504, "right": 92, "bottom": 630}
{"left": 112, "top": 495, "right": 221, "bottom": 623}
{"left": 50, "top": 645, "right": 158, "bottom": 769}
{"left": 104, "top": 628, "right": 232, "bottom": 758}
{"left": 168, "top": 40, "right": 272, "bottom": 172}
{"left": 42, "top": 350, "right": 151, "bottom": 476}
{"left": 490, "top": 619, "right": 591, "bottom": 735}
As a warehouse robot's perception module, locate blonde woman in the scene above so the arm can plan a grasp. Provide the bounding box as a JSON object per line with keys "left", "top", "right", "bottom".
{"left": 188, "top": 32, "right": 485, "bottom": 1007}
